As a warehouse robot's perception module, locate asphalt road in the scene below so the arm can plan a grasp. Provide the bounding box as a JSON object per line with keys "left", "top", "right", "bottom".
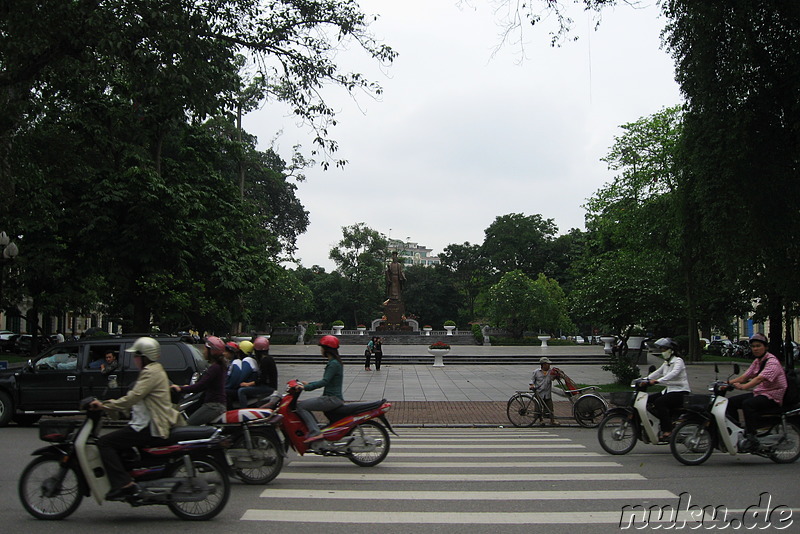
{"left": 1, "top": 424, "right": 798, "bottom": 533}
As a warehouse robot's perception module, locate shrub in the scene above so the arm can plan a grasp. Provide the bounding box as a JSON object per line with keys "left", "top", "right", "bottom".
{"left": 444, "top": 320, "right": 456, "bottom": 327}
{"left": 303, "top": 323, "right": 317, "bottom": 344}
{"left": 472, "top": 324, "right": 484, "bottom": 345}
{"left": 602, "top": 350, "right": 641, "bottom": 385}
{"left": 429, "top": 341, "right": 451, "bottom": 350}
{"left": 332, "top": 320, "right": 344, "bottom": 327}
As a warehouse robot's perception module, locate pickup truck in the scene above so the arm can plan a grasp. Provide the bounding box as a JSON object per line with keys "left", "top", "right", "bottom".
{"left": 0, "top": 335, "right": 208, "bottom": 426}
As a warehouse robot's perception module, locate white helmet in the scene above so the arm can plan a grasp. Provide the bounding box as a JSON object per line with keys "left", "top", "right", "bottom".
{"left": 125, "top": 336, "right": 161, "bottom": 361}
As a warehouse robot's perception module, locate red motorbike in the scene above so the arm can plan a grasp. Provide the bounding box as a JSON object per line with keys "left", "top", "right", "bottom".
{"left": 263, "top": 379, "right": 396, "bottom": 466}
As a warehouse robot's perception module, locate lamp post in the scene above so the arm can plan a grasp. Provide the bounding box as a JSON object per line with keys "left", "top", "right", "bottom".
{"left": 0, "top": 231, "right": 20, "bottom": 323}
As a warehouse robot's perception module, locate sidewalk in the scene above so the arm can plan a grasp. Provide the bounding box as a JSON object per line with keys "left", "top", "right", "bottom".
{"left": 276, "top": 346, "right": 736, "bottom": 426}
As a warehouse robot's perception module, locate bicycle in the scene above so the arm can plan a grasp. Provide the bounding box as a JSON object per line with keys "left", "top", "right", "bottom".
{"left": 506, "top": 368, "right": 608, "bottom": 428}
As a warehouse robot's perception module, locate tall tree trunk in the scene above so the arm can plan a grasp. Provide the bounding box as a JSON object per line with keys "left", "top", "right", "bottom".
{"left": 767, "top": 293, "right": 784, "bottom": 362}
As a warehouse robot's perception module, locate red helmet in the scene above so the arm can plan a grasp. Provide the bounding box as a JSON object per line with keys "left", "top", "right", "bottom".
{"left": 254, "top": 336, "right": 270, "bottom": 351}
{"left": 205, "top": 336, "right": 225, "bottom": 356}
{"left": 225, "top": 341, "right": 239, "bottom": 352}
{"left": 319, "top": 335, "right": 340, "bottom": 349}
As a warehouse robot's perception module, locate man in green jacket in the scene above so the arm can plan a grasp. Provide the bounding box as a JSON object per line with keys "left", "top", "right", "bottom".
{"left": 89, "top": 337, "right": 184, "bottom": 501}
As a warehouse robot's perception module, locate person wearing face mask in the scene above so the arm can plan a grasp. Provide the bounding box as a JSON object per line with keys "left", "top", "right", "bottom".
{"left": 645, "top": 337, "right": 690, "bottom": 441}
{"left": 726, "top": 333, "right": 787, "bottom": 451}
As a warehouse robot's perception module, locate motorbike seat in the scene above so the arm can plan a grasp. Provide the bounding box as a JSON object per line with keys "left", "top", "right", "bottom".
{"left": 166, "top": 425, "right": 217, "bottom": 443}
{"left": 325, "top": 399, "right": 386, "bottom": 422}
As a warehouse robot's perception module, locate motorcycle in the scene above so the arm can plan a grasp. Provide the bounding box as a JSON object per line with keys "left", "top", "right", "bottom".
{"left": 179, "top": 392, "right": 284, "bottom": 484}
{"left": 669, "top": 380, "right": 800, "bottom": 465}
{"left": 263, "top": 379, "right": 396, "bottom": 466}
{"left": 18, "top": 398, "right": 231, "bottom": 521}
{"left": 597, "top": 375, "right": 679, "bottom": 455}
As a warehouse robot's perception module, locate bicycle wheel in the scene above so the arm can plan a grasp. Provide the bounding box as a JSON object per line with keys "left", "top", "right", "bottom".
{"left": 769, "top": 422, "right": 800, "bottom": 464}
{"left": 573, "top": 394, "right": 608, "bottom": 428}
{"left": 506, "top": 393, "right": 540, "bottom": 427}
{"left": 670, "top": 420, "right": 713, "bottom": 466}
{"left": 597, "top": 413, "right": 637, "bottom": 455}
{"left": 19, "top": 456, "right": 83, "bottom": 520}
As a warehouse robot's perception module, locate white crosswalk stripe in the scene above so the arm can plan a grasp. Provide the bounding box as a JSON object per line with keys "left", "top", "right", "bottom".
{"left": 242, "top": 427, "right": 680, "bottom": 526}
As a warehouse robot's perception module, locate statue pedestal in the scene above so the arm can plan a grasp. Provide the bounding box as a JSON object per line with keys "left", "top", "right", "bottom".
{"left": 383, "top": 299, "right": 405, "bottom": 329}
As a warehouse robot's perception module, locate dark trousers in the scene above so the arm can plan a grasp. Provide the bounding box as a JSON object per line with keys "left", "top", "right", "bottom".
{"left": 97, "top": 425, "right": 170, "bottom": 490}
{"left": 373, "top": 351, "right": 382, "bottom": 370}
{"left": 364, "top": 350, "right": 371, "bottom": 369}
{"left": 648, "top": 391, "right": 688, "bottom": 433}
{"left": 726, "top": 393, "right": 781, "bottom": 434}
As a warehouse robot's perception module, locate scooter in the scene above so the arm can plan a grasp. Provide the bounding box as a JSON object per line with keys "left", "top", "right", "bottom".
{"left": 669, "top": 380, "right": 800, "bottom": 465}
{"left": 597, "top": 375, "right": 677, "bottom": 455}
{"left": 179, "top": 392, "right": 284, "bottom": 484}
{"left": 263, "top": 379, "right": 396, "bottom": 466}
{"left": 19, "top": 398, "right": 231, "bottom": 521}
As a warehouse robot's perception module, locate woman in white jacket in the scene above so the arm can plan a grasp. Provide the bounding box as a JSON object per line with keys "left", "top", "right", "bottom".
{"left": 646, "top": 337, "right": 690, "bottom": 441}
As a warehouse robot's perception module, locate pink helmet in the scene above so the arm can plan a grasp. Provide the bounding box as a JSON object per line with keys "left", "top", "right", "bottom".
{"left": 254, "top": 336, "right": 270, "bottom": 351}
{"left": 205, "top": 336, "right": 226, "bottom": 356}
{"left": 319, "top": 335, "right": 340, "bottom": 349}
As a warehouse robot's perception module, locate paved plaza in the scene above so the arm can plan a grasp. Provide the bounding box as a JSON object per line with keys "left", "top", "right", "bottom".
{"left": 274, "top": 344, "right": 735, "bottom": 426}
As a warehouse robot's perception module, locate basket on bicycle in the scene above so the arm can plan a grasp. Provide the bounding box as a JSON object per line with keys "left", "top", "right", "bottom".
{"left": 39, "top": 420, "right": 79, "bottom": 442}
{"left": 682, "top": 394, "right": 710, "bottom": 412}
{"left": 608, "top": 391, "right": 636, "bottom": 406}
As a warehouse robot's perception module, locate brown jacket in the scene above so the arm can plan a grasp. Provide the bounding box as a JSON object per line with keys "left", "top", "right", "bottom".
{"left": 103, "top": 361, "right": 184, "bottom": 438}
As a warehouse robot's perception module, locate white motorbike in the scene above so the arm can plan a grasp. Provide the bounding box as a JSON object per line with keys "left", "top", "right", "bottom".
{"left": 670, "top": 380, "right": 800, "bottom": 465}
{"left": 597, "top": 377, "right": 674, "bottom": 454}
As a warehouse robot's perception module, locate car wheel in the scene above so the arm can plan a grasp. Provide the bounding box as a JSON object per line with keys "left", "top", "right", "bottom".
{"left": 0, "top": 391, "right": 14, "bottom": 427}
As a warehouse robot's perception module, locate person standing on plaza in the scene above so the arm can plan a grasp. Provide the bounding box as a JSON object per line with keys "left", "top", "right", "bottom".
{"left": 530, "top": 357, "right": 559, "bottom": 426}
{"left": 373, "top": 336, "right": 383, "bottom": 371}
{"left": 364, "top": 337, "right": 374, "bottom": 371}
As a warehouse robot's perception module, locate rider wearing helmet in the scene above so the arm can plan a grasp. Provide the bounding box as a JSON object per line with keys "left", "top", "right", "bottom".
{"left": 89, "top": 337, "right": 184, "bottom": 501}
{"left": 237, "top": 336, "right": 278, "bottom": 408}
{"left": 296, "top": 335, "right": 345, "bottom": 442}
{"left": 646, "top": 337, "right": 690, "bottom": 441}
{"left": 171, "top": 336, "right": 228, "bottom": 424}
{"left": 727, "top": 333, "right": 788, "bottom": 450}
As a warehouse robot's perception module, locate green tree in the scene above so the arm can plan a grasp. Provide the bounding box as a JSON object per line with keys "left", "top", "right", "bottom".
{"left": 663, "top": 0, "right": 800, "bottom": 355}
{"left": 328, "top": 223, "right": 388, "bottom": 327}
{"left": 438, "top": 242, "right": 490, "bottom": 321}
{"left": 481, "top": 213, "right": 559, "bottom": 281}
{"left": 401, "top": 265, "right": 461, "bottom": 328}
{"left": 485, "top": 270, "right": 570, "bottom": 338}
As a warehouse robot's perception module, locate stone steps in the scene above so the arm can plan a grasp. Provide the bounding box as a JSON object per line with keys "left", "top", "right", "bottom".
{"left": 270, "top": 352, "right": 610, "bottom": 366}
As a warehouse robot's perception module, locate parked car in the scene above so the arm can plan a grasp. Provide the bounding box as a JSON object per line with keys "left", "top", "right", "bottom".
{"left": 0, "top": 330, "right": 15, "bottom": 352}
{"left": 0, "top": 335, "right": 208, "bottom": 426}
{"left": 705, "top": 339, "right": 734, "bottom": 356}
{"left": 13, "top": 334, "right": 56, "bottom": 355}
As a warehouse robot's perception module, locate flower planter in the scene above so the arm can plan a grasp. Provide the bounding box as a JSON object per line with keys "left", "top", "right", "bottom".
{"left": 422, "top": 327, "right": 432, "bottom": 337}
{"left": 600, "top": 336, "right": 616, "bottom": 352}
{"left": 427, "top": 348, "right": 449, "bottom": 367}
{"left": 332, "top": 325, "right": 344, "bottom": 336}
{"left": 538, "top": 335, "right": 551, "bottom": 348}
{"left": 357, "top": 327, "right": 367, "bottom": 336}
{"left": 443, "top": 325, "right": 455, "bottom": 336}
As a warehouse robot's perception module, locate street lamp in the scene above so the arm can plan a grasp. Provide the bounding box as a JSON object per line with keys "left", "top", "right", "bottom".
{"left": 0, "top": 231, "right": 20, "bottom": 318}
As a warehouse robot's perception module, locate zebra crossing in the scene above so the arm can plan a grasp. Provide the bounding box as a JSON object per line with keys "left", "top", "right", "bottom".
{"left": 241, "top": 427, "right": 681, "bottom": 527}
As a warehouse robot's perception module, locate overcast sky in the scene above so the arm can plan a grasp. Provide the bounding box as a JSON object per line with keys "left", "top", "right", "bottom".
{"left": 243, "top": 0, "right": 683, "bottom": 271}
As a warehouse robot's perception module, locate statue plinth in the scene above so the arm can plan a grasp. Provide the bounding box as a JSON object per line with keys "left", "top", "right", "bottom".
{"left": 383, "top": 298, "right": 406, "bottom": 329}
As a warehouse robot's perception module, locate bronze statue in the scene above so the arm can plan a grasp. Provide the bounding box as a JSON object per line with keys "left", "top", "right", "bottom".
{"left": 385, "top": 251, "right": 406, "bottom": 300}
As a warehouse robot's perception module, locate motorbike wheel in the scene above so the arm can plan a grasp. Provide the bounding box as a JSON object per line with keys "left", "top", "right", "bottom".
{"left": 233, "top": 430, "right": 284, "bottom": 484}
{"left": 573, "top": 394, "right": 607, "bottom": 428}
{"left": 19, "top": 456, "right": 83, "bottom": 520}
{"left": 670, "top": 421, "right": 713, "bottom": 466}
{"left": 506, "top": 393, "right": 540, "bottom": 427}
{"left": 346, "top": 420, "right": 390, "bottom": 467}
{"left": 597, "top": 413, "right": 637, "bottom": 455}
{"left": 166, "top": 457, "right": 230, "bottom": 521}
{"left": 769, "top": 422, "right": 800, "bottom": 464}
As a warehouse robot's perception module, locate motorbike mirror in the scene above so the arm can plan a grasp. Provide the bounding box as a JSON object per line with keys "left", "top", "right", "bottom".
{"left": 733, "top": 363, "right": 740, "bottom": 375}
